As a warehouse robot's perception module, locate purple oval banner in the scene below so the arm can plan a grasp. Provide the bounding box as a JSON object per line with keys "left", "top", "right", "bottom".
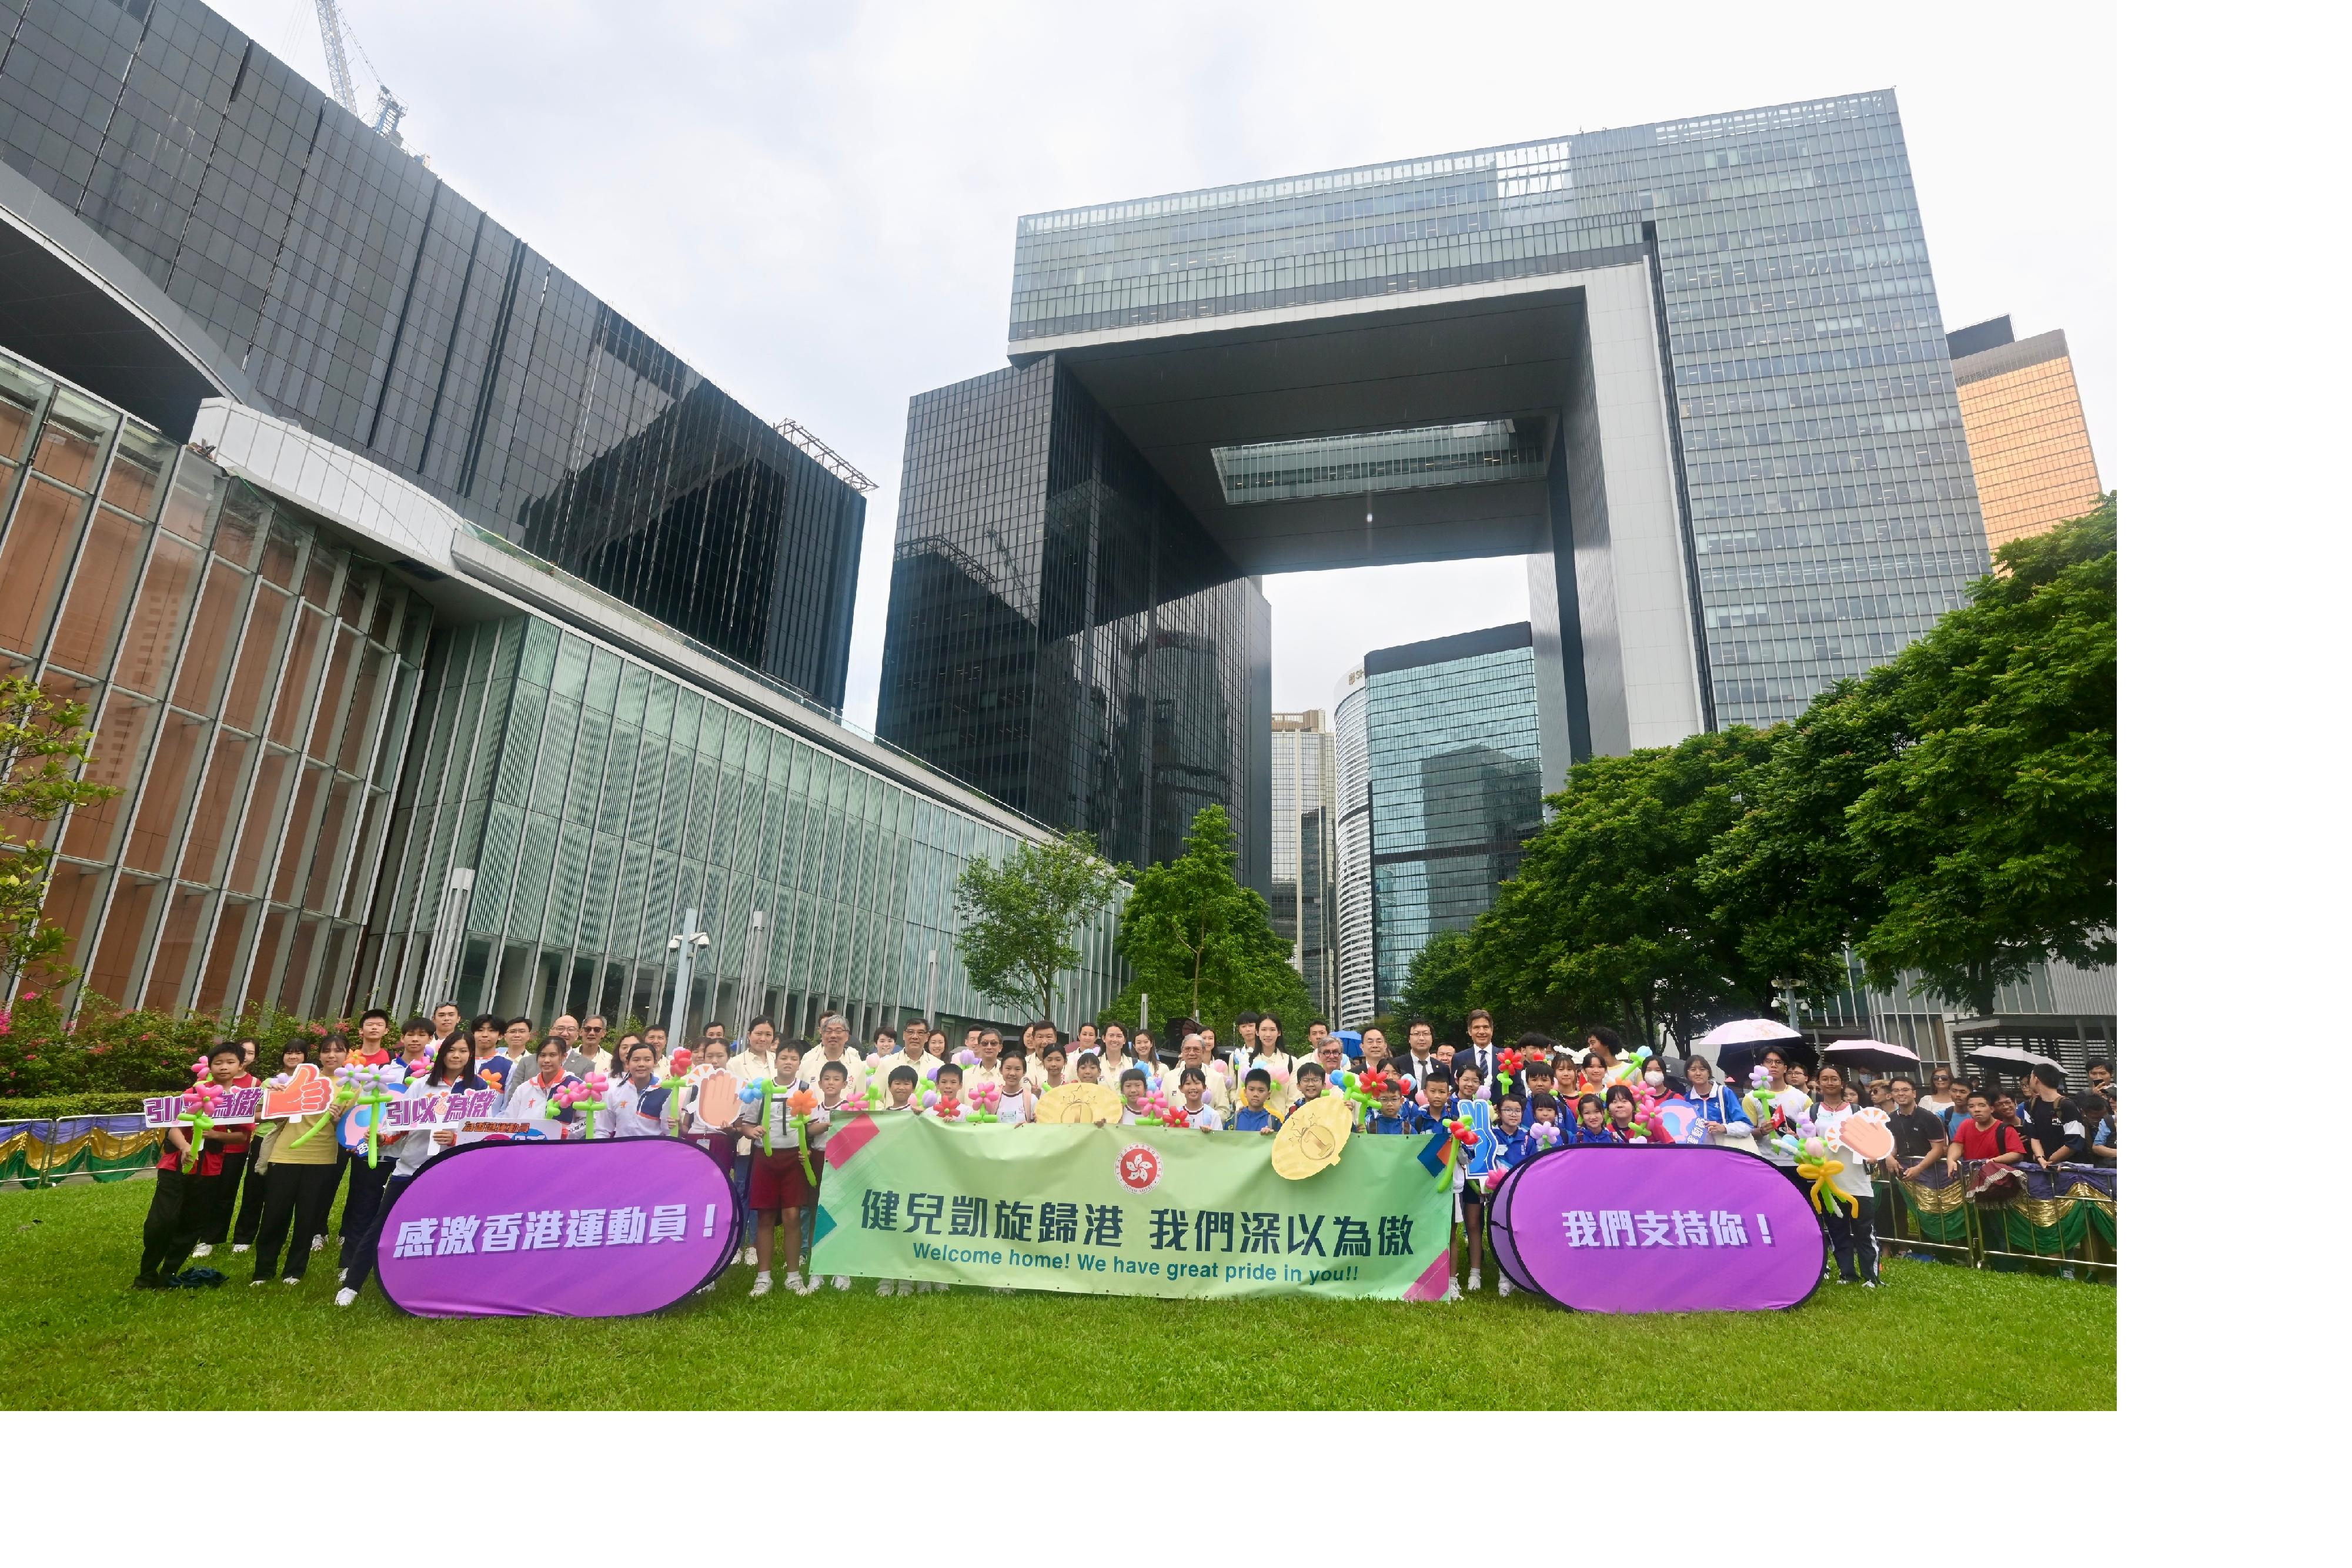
{"left": 379, "top": 1138, "right": 741, "bottom": 1318}
{"left": 1489, "top": 1146, "right": 1825, "bottom": 1313}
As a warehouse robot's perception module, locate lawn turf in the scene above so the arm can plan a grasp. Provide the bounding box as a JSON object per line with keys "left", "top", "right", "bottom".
{"left": 0, "top": 1178, "right": 2114, "bottom": 1409}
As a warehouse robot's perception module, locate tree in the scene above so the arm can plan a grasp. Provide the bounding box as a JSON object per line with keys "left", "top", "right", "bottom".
{"left": 1110, "top": 805, "right": 1311, "bottom": 1035}
{"left": 951, "top": 830, "right": 1123, "bottom": 1026}
{"left": 1472, "top": 728, "right": 1780, "bottom": 1047}
{"left": 1845, "top": 498, "right": 2117, "bottom": 1011}
{"left": 1396, "top": 927, "right": 1478, "bottom": 1041}
{"left": 0, "top": 677, "right": 117, "bottom": 990}
{"left": 1703, "top": 499, "right": 2118, "bottom": 1015}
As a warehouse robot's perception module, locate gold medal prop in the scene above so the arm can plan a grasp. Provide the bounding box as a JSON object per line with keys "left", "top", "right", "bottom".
{"left": 1036, "top": 1082, "right": 1125, "bottom": 1125}
{"left": 1270, "top": 1094, "right": 1353, "bottom": 1181}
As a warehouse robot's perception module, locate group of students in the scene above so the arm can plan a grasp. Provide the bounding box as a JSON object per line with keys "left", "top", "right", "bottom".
{"left": 129, "top": 999, "right": 2116, "bottom": 1306}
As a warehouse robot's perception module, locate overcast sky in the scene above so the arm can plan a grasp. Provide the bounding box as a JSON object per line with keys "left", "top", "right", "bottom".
{"left": 211, "top": 0, "right": 2114, "bottom": 726}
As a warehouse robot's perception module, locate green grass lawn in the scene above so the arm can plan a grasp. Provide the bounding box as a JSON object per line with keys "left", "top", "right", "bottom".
{"left": 0, "top": 1178, "right": 2114, "bottom": 1409}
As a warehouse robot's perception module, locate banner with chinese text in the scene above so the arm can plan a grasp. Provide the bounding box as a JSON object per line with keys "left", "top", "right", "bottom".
{"left": 808, "top": 1115, "right": 1455, "bottom": 1300}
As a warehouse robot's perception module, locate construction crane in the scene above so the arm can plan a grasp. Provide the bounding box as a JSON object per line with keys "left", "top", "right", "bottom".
{"left": 312, "top": 0, "right": 412, "bottom": 150}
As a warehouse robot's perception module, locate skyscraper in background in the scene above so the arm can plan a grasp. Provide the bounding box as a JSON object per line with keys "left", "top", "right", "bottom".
{"left": 1332, "top": 667, "right": 1373, "bottom": 1028}
{"left": 1947, "top": 316, "right": 2106, "bottom": 553}
{"left": 1362, "top": 626, "right": 1544, "bottom": 1018}
{"left": 0, "top": 0, "right": 867, "bottom": 704}
{"left": 881, "top": 90, "right": 1991, "bottom": 886}
{"left": 1269, "top": 709, "right": 1336, "bottom": 1015}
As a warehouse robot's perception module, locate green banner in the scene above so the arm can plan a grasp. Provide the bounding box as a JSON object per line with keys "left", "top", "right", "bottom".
{"left": 808, "top": 1115, "right": 1456, "bottom": 1300}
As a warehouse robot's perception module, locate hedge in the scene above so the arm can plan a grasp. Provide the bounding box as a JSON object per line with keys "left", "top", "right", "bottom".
{"left": 0, "top": 1092, "right": 149, "bottom": 1119}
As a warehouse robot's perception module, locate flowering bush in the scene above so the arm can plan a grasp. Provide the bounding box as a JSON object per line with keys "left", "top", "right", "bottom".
{"left": 0, "top": 990, "right": 335, "bottom": 1099}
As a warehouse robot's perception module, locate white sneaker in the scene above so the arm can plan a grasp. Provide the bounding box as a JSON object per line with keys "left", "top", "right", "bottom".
{"left": 784, "top": 1271, "right": 811, "bottom": 1295}
{"left": 1498, "top": 1278, "right": 1514, "bottom": 1298}
{"left": 749, "top": 1272, "right": 773, "bottom": 1298}
{"left": 1441, "top": 1279, "right": 1461, "bottom": 1302}
{"left": 1467, "top": 1268, "right": 1482, "bottom": 1293}
{"left": 831, "top": 1275, "right": 850, "bottom": 1291}
{"left": 231, "top": 1243, "right": 250, "bottom": 1254}
{"left": 740, "top": 1246, "right": 757, "bottom": 1266}
{"left": 333, "top": 1287, "right": 357, "bottom": 1307}
{"left": 877, "top": 1278, "right": 896, "bottom": 1296}
{"left": 191, "top": 1243, "right": 213, "bottom": 1258}
{"left": 309, "top": 1235, "right": 324, "bottom": 1252}
{"left": 282, "top": 1277, "right": 301, "bottom": 1286}
{"left": 248, "top": 1278, "right": 269, "bottom": 1287}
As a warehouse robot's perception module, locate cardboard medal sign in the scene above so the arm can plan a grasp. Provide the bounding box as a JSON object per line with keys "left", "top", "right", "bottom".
{"left": 1036, "top": 1082, "right": 1123, "bottom": 1125}
{"left": 1270, "top": 1094, "right": 1352, "bottom": 1180}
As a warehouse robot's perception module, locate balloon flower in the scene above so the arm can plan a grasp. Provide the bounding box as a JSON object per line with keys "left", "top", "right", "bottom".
{"left": 182, "top": 1069, "right": 228, "bottom": 1162}
{"left": 932, "top": 1091, "right": 963, "bottom": 1122}
{"left": 964, "top": 1079, "right": 1002, "bottom": 1125}
{"left": 551, "top": 1071, "right": 609, "bottom": 1139}
{"left": 347, "top": 1061, "right": 409, "bottom": 1168}
{"left": 1433, "top": 1113, "right": 1480, "bottom": 1185}
{"left": 1528, "top": 1120, "right": 1563, "bottom": 1152}
{"left": 657, "top": 1049, "right": 697, "bottom": 1134}
{"left": 1795, "top": 1135, "right": 1858, "bottom": 1218}
{"left": 955, "top": 1049, "right": 980, "bottom": 1067}
{"left": 1496, "top": 1049, "right": 1524, "bottom": 1099}
{"left": 787, "top": 1088, "right": 821, "bottom": 1183}
{"left": 288, "top": 1065, "right": 365, "bottom": 1151}
{"left": 1132, "top": 1089, "right": 1172, "bottom": 1126}
{"left": 1164, "top": 1105, "right": 1191, "bottom": 1129}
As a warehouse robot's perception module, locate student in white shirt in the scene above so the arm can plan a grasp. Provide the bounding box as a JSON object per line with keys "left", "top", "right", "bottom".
{"left": 502, "top": 1039, "right": 582, "bottom": 1134}
{"left": 599, "top": 1042, "right": 666, "bottom": 1138}
{"left": 994, "top": 1057, "right": 1037, "bottom": 1126}
{"left": 1174, "top": 1066, "right": 1224, "bottom": 1131}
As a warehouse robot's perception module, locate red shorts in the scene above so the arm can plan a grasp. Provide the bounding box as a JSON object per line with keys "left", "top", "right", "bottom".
{"left": 747, "top": 1148, "right": 811, "bottom": 1212}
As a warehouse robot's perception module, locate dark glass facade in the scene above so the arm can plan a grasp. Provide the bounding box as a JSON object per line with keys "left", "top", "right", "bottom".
{"left": 877, "top": 359, "right": 1266, "bottom": 875}
{"left": 1009, "top": 92, "right": 1987, "bottom": 729}
{"left": 1363, "top": 624, "right": 1544, "bottom": 1016}
{"left": 0, "top": 0, "right": 863, "bottom": 704}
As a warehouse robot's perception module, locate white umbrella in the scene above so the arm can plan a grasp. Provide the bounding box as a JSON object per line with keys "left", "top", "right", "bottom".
{"left": 1823, "top": 1038, "right": 1920, "bottom": 1073}
{"left": 1695, "top": 1018, "right": 1803, "bottom": 1048}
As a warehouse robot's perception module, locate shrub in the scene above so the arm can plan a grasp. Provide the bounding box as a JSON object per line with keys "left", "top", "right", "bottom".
{"left": 0, "top": 1091, "right": 149, "bottom": 1119}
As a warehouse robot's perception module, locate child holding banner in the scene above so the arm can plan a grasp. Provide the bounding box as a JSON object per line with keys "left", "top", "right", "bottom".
{"left": 1231, "top": 1069, "right": 1281, "bottom": 1134}
{"left": 247, "top": 1035, "right": 350, "bottom": 1286}
{"left": 336, "top": 1035, "right": 486, "bottom": 1306}
{"left": 133, "top": 1042, "right": 252, "bottom": 1289}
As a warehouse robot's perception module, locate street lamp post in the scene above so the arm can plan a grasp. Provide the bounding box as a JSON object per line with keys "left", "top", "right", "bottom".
{"left": 666, "top": 907, "right": 710, "bottom": 1049}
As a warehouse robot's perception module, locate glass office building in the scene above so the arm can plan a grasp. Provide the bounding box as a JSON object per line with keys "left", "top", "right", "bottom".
{"left": 1332, "top": 670, "right": 1373, "bottom": 1028}
{"left": 0, "top": 345, "right": 1124, "bottom": 1037}
{"left": 877, "top": 360, "right": 1269, "bottom": 879}
{"left": 1947, "top": 317, "right": 2104, "bottom": 553}
{"left": 1362, "top": 626, "right": 1544, "bottom": 1017}
{"left": 0, "top": 0, "right": 865, "bottom": 704}
{"left": 1269, "top": 709, "right": 1335, "bottom": 1015}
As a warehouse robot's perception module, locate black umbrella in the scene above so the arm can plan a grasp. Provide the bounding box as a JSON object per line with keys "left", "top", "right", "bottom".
{"left": 1822, "top": 1039, "right": 1922, "bottom": 1075}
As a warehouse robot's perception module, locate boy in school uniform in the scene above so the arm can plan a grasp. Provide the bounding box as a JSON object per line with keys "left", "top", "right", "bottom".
{"left": 1117, "top": 1067, "right": 1150, "bottom": 1124}
{"left": 1174, "top": 1066, "right": 1223, "bottom": 1131}
{"left": 931, "top": 1062, "right": 967, "bottom": 1119}
{"left": 730, "top": 1041, "right": 811, "bottom": 1298}
{"left": 1368, "top": 1077, "right": 1415, "bottom": 1136}
{"left": 1291, "top": 1060, "right": 1328, "bottom": 1104}
{"left": 1231, "top": 1068, "right": 1281, "bottom": 1134}
{"left": 808, "top": 1059, "right": 852, "bottom": 1290}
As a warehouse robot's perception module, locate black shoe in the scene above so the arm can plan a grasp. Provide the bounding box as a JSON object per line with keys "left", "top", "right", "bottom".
{"left": 131, "top": 1275, "right": 166, "bottom": 1290}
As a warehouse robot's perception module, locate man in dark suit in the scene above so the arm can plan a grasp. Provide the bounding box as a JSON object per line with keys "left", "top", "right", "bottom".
{"left": 1454, "top": 1009, "right": 1501, "bottom": 1088}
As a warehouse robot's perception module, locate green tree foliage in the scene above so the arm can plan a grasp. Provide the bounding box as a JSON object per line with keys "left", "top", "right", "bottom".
{"left": 1395, "top": 928, "right": 1478, "bottom": 1041}
{"left": 951, "top": 830, "right": 1124, "bottom": 1025}
{"left": 1475, "top": 728, "right": 1781, "bottom": 1045}
{"left": 1703, "top": 499, "right": 2117, "bottom": 1014}
{"left": 1109, "top": 805, "right": 1311, "bottom": 1035}
{"left": 0, "top": 677, "right": 118, "bottom": 988}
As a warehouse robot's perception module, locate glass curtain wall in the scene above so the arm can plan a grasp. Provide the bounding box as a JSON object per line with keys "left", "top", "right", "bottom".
{"left": 369, "top": 615, "right": 1125, "bottom": 1041}
{"left": 0, "top": 348, "right": 427, "bottom": 1017}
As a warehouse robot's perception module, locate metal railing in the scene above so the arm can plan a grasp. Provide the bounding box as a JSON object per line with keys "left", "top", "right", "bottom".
{"left": 0, "top": 1115, "right": 164, "bottom": 1190}
{"left": 1870, "top": 1159, "right": 2116, "bottom": 1278}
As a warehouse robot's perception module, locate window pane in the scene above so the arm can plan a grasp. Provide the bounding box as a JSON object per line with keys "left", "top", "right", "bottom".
{"left": 229, "top": 748, "right": 296, "bottom": 894}
{"left": 271, "top": 762, "right": 328, "bottom": 903}
{"left": 336, "top": 645, "right": 390, "bottom": 775}
{"left": 212, "top": 486, "right": 263, "bottom": 569}
{"left": 85, "top": 876, "right": 162, "bottom": 1006}
{"left": 38, "top": 860, "right": 108, "bottom": 987}
{"left": 60, "top": 693, "right": 158, "bottom": 861}
{"left": 195, "top": 898, "right": 258, "bottom": 1014}
{"left": 268, "top": 605, "right": 328, "bottom": 746}
{"left": 303, "top": 775, "right": 360, "bottom": 911}
{"left": 101, "top": 425, "right": 174, "bottom": 520}
{"left": 0, "top": 359, "right": 48, "bottom": 462}
{"left": 258, "top": 517, "right": 301, "bottom": 589}
{"left": 221, "top": 582, "right": 292, "bottom": 732}
{"left": 304, "top": 623, "right": 358, "bottom": 761}
{"left": 111, "top": 533, "right": 202, "bottom": 697}
{"left": 31, "top": 391, "right": 113, "bottom": 490}
{"left": 0, "top": 476, "right": 88, "bottom": 653}
{"left": 145, "top": 885, "right": 215, "bottom": 1013}
{"left": 182, "top": 731, "right": 254, "bottom": 886}
{"left": 245, "top": 906, "right": 292, "bottom": 1009}
{"left": 155, "top": 459, "right": 220, "bottom": 543}
{"left": 276, "top": 915, "right": 323, "bottom": 1013}
{"left": 123, "top": 708, "right": 208, "bottom": 874}
{"left": 171, "top": 560, "right": 250, "bottom": 716}
{"left": 47, "top": 504, "right": 149, "bottom": 676}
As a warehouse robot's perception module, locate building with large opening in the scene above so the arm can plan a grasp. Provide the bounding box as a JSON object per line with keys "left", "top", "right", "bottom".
{"left": 879, "top": 91, "right": 1992, "bottom": 890}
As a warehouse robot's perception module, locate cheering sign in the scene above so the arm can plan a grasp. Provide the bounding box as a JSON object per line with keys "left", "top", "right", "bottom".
{"left": 143, "top": 1086, "right": 262, "bottom": 1129}
{"left": 342, "top": 1085, "right": 503, "bottom": 1151}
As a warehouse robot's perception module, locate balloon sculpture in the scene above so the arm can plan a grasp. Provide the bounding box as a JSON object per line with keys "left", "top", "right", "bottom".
{"left": 1433, "top": 1112, "right": 1480, "bottom": 1186}
{"left": 1528, "top": 1119, "right": 1563, "bottom": 1152}
{"left": 1793, "top": 1134, "right": 1859, "bottom": 1217}
{"left": 657, "top": 1048, "right": 697, "bottom": 1135}
{"left": 180, "top": 1059, "right": 226, "bottom": 1162}
{"left": 1495, "top": 1048, "right": 1524, "bottom": 1099}
{"left": 346, "top": 1061, "right": 410, "bottom": 1168}
{"left": 965, "top": 1080, "right": 1003, "bottom": 1125}
{"left": 285, "top": 1064, "right": 363, "bottom": 1152}
{"left": 550, "top": 1071, "right": 610, "bottom": 1140}
{"left": 787, "top": 1088, "right": 822, "bottom": 1183}
{"left": 1132, "top": 1089, "right": 1172, "bottom": 1127}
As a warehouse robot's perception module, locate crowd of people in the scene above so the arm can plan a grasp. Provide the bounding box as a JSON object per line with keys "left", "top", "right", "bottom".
{"left": 131, "top": 1002, "right": 2116, "bottom": 1304}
